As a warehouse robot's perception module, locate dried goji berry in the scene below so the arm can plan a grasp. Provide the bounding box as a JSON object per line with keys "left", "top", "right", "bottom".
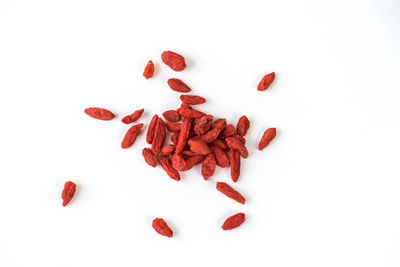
{"left": 146, "top": 115, "right": 159, "bottom": 144}
{"left": 161, "top": 51, "right": 186, "bottom": 72}
{"left": 142, "top": 148, "right": 158, "bottom": 167}
{"left": 181, "top": 150, "right": 198, "bottom": 157}
{"left": 221, "top": 213, "right": 245, "bottom": 230}
{"left": 201, "top": 128, "right": 221, "bottom": 143}
{"left": 167, "top": 78, "right": 191, "bottom": 93}
{"left": 188, "top": 138, "right": 211, "bottom": 155}
{"left": 180, "top": 95, "right": 206, "bottom": 105}
{"left": 175, "top": 119, "right": 191, "bottom": 154}
{"left": 159, "top": 156, "right": 180, "bottom": 181}
{"left": 121, "top": 108, "right": 144, "bottom": 124}
{"left": 163, "top": 110, "right": 181, "bottom": 122}
{"left": 216, "top": 182, "right": 245, "bottom": 204}
{"left": 165, "top": 122, "right": 182, "bottom": 132}
{"left": 210, "top": 145, "right": 230, "bottom": 168}
{"left": 181, "top": 155, "right": 204, "bottom": 171}
{"left": 151, "top": 118, "right": 166, "bottom": 154}
{"left": 232, "top": 134, "right": 246, "bottom": 145}
{"left": 171, "top": 153, "right": 187, "bottom": 171}
{"left": 201, "top": 154, "right": 216, "bottom": 180}
{"left": 258, "top": 128, "right": 276, "bottom": 150}
{"left": 228, "top": 149, "right": 240, "bottom": 182}
{"left": 257, "top": 72, "right": 275, "bottom": 91}
{"left": 226, "top": 137, "right": 249, "bottom": 158}
{"left": 212, "top": 139, "right": 228, "bottom": 150}
{"left": 193, "top": 115, "right": 213, "bottom": 135}
{"left": 143, "top": 60, "right": 154, "bottom": 79}
{"left": 121, "top": 123, "right": 144, "bottom": 149}
{"left": 219, "top": 124, "right": 235, "bottom": 139}
{"left": 84, "top": 107, "right": 115, "bottom": 121}
{"left": 177, "top": 107, "right": 206, "bottom": 119}
{"left": 171, "top": 131, "right": 180, "bottom": 144}
{"left": 161, "top": 145, "right": 176, "bottom": 155}
{"left": 211, "top": 118, "right": 227, "bottom": 130}
{"left": 152, "top": 218, "right": 173, "bottom": 237}
{"left": 236, "top": 115, "right": 250, "bottom": 136}
{"left": 61, "top": 181, "right": 76, "bottom": 207}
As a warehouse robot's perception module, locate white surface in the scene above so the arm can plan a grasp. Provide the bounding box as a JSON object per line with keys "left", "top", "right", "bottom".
{"left": 0, "top": 0, "right": 399, "bottom": 266}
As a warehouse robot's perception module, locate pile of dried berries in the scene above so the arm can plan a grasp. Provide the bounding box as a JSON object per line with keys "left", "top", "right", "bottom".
{"left": 63, "top": 51, "right": 277, "bottom": 238}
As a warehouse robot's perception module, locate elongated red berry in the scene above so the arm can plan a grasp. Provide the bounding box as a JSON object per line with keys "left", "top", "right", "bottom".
{"left": 159, "top": 156, "right": 180, "bottom": 181}
{"left": 167, "top": 78, "right": 191, "bottom": 92}
{"left": 121, "top": 109, "right": 144, "bottom": 124}
{"left": 142, "top": 148, "right": 157, "bottom": 167}
{"left": 236, "top": 115, "right": 250, "bottom": 136}
{"left": 163, "top": 110, "right": 181, "bottom": 122}
{"left": 121, "top": 123, "right": 144, "bottom": 149}
{"left": 258, "top": 128, "right": 276, "bottom": 150}
{"left": 152, "top": 218, "right": 173, "bottom": 237}
{"left": 180, "top": 95, "right": 206, "bottom": 105}
{"left": 226, "top": 137, "right": 249, "bottom": 158}
{"left": 161, "top": 51, "right": 186, "bottom": 71}
{"left": 201, "top": 154, "right": 216, "bottom": 180}
{"left": 151, "top": 118, "right": 166, "bottom": 154}
{"left": 61, "top": 181, "right": 76, "bottom": 207}
{"left": 216, "top": 182, "right": 245, "bottom": 204}
{"left": 143, "top": 60, "right": 154, "bottom": 79}
{"left": 228, "top": 149, "right": 241, "bottom": 182}
{"left": 84, "top": 107, "right": 115, "bottom": 121}
{"left": 222, "top": 213, "right": 245, "bottom": 230}
{"left": 257, "top": 72, "right": 275, "bottom": 91}
{"left": 146, "top": 115, "right": 159, "bottom": 144}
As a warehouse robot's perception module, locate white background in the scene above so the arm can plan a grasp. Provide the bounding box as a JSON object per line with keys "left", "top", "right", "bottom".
{"left": 0, "top": 0, "right": 399, "bottom": 266}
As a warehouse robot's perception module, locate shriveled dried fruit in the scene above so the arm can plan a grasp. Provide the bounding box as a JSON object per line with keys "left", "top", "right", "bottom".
{"left": 151, "top": 118, "right": 166, "bottom": 154}
{"left": 84, "top": 107, "right": 115, "bottom": 121}
{"left": 121, "top": 109, "right": 144, "bottom": 124}
{"left": 212, "top": 139, "right": 228, "bottom": 150}
{"left": 121, "top": 123, "right": 144, "bottom": 149}
{"left": 222, "top": 213, "right": 245, "bottom": 230}
{"left": 142, "top": 148, "right": 157, "bottom": 167}
{"left": 167, "top": 78, "right": 191, "bottom": 93}
{"left": 188, "top": 139, "right": 211, "bottom": 155}
{"left": 61, "top": 181, "right": 76, "bottom": 207}
{"left": 210, "top": 145, "right": 230, "bottom": 168}
{"left": 226, "top": 137, "right": 249, "bottom": 158}
{"left": 211, "top": 118, "right": 227, "bottom": 130}
{"left": 177, "top": 107, "right": 206, "bottom": 119}
{"left": 232, "top": 135, "right": 246, "bottom": 145}
{"left": 143, "top": 60, "right": 154, "bottom": 79}
{"left": 219, "top": 124, "right": 235, "bottom": 139}
{"left": 171, "top": 153, "right": 186, "bottom": 171}
{"left": 181, "top": 150, "right": 198, "bottom": 157}
{"left": 146, "top": 115, "right": 159, "bottom": 144}
{"left": 171, "top": 131, "right": 180, "bottom": 145}
{"left": 163, "top": 110, "right": 181, "bottom": 122}
{"left": 175, "top": 119, "right": 191, "bottom": 154}
{"left": 161, "top": 145, "right": 176, "bottom": 155}
{"left": 201, "top": 154, "right": 216, "bottom": 180}
{"left": 162, "top": 51, "right": 186, "bottom": 72}
{"left": 228, "top": 149, "right": 241, "bottom": 182}
{"left": 159, "top": 156, "right": 180, "bottom": 181}
{"left": 257, "top": 72, "right": 275, "bottom": 91}
{"left": 165, "top": 122, "right": 182, "bottom": 132}
{"left": 216, "top": 182, "right": 245, "bottom": 204}
{"left": 194, "top": 115, "right": 213, "bottom": 135}
{"left": 201, "top": 128, "right": 221, "bottom": 143}
{"left": 180, "top": 95, "right": 206, "bottom": 105}
{"left": 258, "top": 128, "right": 276, "bottom": 150}
{"left": 236, "top": 115, "right": 250, "bottom": 136}
{"left": 181, "top": 155, "right": 204, "bottom": 171}
{"left": 152, "top": 218, "right": 173, "bottom": 237}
